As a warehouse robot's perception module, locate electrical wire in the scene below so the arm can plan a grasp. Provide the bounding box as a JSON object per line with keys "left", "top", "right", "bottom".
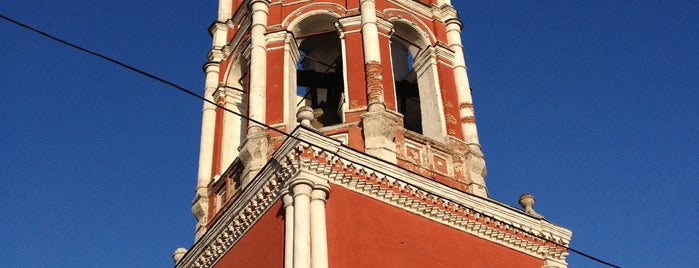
{"left": 0, "top": 13, "right": 621, "bottom": 268}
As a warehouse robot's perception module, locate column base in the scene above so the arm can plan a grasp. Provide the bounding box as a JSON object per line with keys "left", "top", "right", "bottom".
{"left": 360, "top": 107, "right": 399, "bottom": 163}
{"left": 239, "top": 129, "right": 271, "bottom": 188}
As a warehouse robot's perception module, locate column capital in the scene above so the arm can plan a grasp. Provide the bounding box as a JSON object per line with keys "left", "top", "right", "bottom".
{"left": 289, "top": 178, "right": 314, "bottom": 197}
{"left": 311, "top": 182, "right": 330, "bottom": 201}
{"left": 281, "top": 189, "right": 294, "bottom": 208}
{"left": 248, "top": 0, "right": 270, "bottom": 10}
{"left": 445, "top": 18, "right": 463, "bottom": 31}
{"left": 360, "top": 0, "right": 376, "bottom": 5}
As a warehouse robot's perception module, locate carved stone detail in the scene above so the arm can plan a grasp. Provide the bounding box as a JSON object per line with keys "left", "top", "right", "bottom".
{"left": 289, "top": 142, "right": 569, "bottom": 263}
{"left": 177, "top": 128, "right": 569, "bottom": 268}
{"left": 361, "top": 109, "right": 399, "bottom": 163}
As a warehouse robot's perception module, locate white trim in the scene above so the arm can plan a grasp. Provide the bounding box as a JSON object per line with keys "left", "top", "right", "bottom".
{"left": 179, "top": 128, "right": 571, "bottom": 268}
{"left": 413, "top": 46, "right": 448, "bottom": 142}
{"left": 288, "top": 128, "right": 572, "bottom": 261}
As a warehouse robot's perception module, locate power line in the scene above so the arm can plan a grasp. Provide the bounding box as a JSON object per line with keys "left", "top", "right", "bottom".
{"left": 0, "top": 13, "right": 620, "bottom": 268}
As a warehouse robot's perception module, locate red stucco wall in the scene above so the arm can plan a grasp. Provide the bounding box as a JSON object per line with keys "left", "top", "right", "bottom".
{"left": 214, "top": 201, "right": 285, "bottom": 267}
{"left": 325, "top": 185, "right": 544, "bottom": 268}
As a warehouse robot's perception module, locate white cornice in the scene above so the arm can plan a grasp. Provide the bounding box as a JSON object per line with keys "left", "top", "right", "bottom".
{"left": 287, "top": 128, "right": 572, "bottom": 260}
{"left": 176, "top": 127, "right": 571, "bottom": 267}
{"left": 175, "top": 160, "right": 286, "bottom": 268}
{"left": 387, "top": 0, "right": 433, "bottom": 19}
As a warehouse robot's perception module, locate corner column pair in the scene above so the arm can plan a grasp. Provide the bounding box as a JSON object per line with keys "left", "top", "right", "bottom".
{"left": 282, "top": 177, "right": 330, "bottom": 268}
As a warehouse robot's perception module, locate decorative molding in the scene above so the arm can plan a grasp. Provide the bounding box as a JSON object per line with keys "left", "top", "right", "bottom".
{"left": 289, "top": 142, "right": 570, "bottom": 264}
{"left": 461, "top": 116, "right": 476, "bottom": 124}
{"left": 178, "top": 128, "right": 571, "bottom": 267}
{"left": 434, "top": 3, "right": 459, "bottom": 22}
{"left": 384, "top": 8, "right": 435, "bottom": 45}
{"left": 460, "top": 102, "right": 473, "bottom": 109}
{"left": 176, "top": 163, "right": 285, "bottom": 268}
{"left": 280, "top": 2, "right": 347, "bottom": 31}
{"left": 386, "top": 0, "right": 433, "bottom": 20}
{"left": 336, "top": 15, "right": 362, "bottom": 33}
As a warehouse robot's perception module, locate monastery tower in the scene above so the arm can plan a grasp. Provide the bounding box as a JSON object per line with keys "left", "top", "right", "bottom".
{"left": 174, "top": 0, "right": 572, "bottom": 267}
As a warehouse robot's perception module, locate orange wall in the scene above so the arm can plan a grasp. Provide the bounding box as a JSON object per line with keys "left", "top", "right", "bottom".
{"left": 214, "top": 201, "right": 285, "bottom": 268}
{"left": 325, "top": 185, "right": 543, "bottom": 268}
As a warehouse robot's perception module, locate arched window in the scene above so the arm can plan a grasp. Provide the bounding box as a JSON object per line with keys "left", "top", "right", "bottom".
{"left": 218, "top": 55, "right": 248, "bottom": 166}
{"left": 296, "top": 31, "right": 344, "bottom": 128}
{"left": 390, "top": 21, "right": 447, "bottom": 140}
{"left": 285, "top": 14, "right": 346, "bottom": 129}
{"left": 391, "top": 37, "right": 421, "bottom": 134}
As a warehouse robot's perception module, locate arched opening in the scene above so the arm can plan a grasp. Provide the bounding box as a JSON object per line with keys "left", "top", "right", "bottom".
{"left": 390, "top": 21, "right": 446, "bottom": 140}
{"left": 219, "top": 55, "right": 248, "bottom": 166}
{"left": 295, "top": 30, "right": 344, "bottom": 128}
{"left": 391, "top": 37, "right": 421, "bottom": 134}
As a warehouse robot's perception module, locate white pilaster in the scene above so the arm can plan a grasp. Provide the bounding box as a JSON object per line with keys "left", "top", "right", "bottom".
{"left": 413, "top": 47, "right": 448, "bottom": 142}
{"left": 220, "top": 88, "right": 245, "bottom": 167}
{"left": 283, "top": 33, "right": 301, "bottom": 131}
{"left": 336, "top": 22, "right": 350, "bottom": 123}
{"left": 291, "top": 179, "right": 313, "bottom": 268}
{"left": 310, "top": 184, "right": 330, "bottom": 268}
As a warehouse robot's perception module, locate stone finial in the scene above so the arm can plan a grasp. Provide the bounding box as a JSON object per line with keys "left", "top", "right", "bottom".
{"left": 519, "top": 193, "right": 544, "bottom": 219}
{"left": 173, "top": 247, "right": 188, "bottom": 263}
{"left": 296, "top": 106, "right": 315, "bottom": 127}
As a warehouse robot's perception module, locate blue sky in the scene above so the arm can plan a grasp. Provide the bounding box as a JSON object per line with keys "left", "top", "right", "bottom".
{"left": 1, "top": 1, "right": 697, "bottom": 267}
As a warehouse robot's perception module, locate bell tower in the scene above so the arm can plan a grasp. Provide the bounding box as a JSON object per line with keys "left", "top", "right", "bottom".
{"left": 178, "top": 1, "right": 572, "bottom": 267}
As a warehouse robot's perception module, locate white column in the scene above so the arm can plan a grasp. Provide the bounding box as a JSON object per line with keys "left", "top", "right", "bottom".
{"left": 193, "top": 0, "right": 233, "bottom": 239}
{"left": 217, "top": 0, "right": 232, "bottom": 22}
{"left": 213, "top": 0, "right": 232, "bottom": 50}
{"left": 192, "top": 62, "right": 220, "bottom": 240}
{"left": 248, "top": 0, "right": 269, "bottom": 131}
{"left": 360, "top": 0, "right": 380, "bottom": 63}
{"left": 196, "top": 62, "right": 220, "bottom": 193}
{"left": 281, "top": 190, "right": 295, "bottom": 268}
{"left": 291, "top": 179, "right": 313, "bottom": 268}
{"left": 445, "top": 19, "right": 479, "bottom": 145}
{"left": 360, "top": 0, "right": 385, "bottom": 108}
{"left": 310, "top": 184, "right": 330, "bottom": 268}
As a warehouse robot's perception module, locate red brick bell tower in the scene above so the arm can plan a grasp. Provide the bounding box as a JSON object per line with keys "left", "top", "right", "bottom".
{"left": 174, "top": 1, "right": 572, "bottom": 267}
